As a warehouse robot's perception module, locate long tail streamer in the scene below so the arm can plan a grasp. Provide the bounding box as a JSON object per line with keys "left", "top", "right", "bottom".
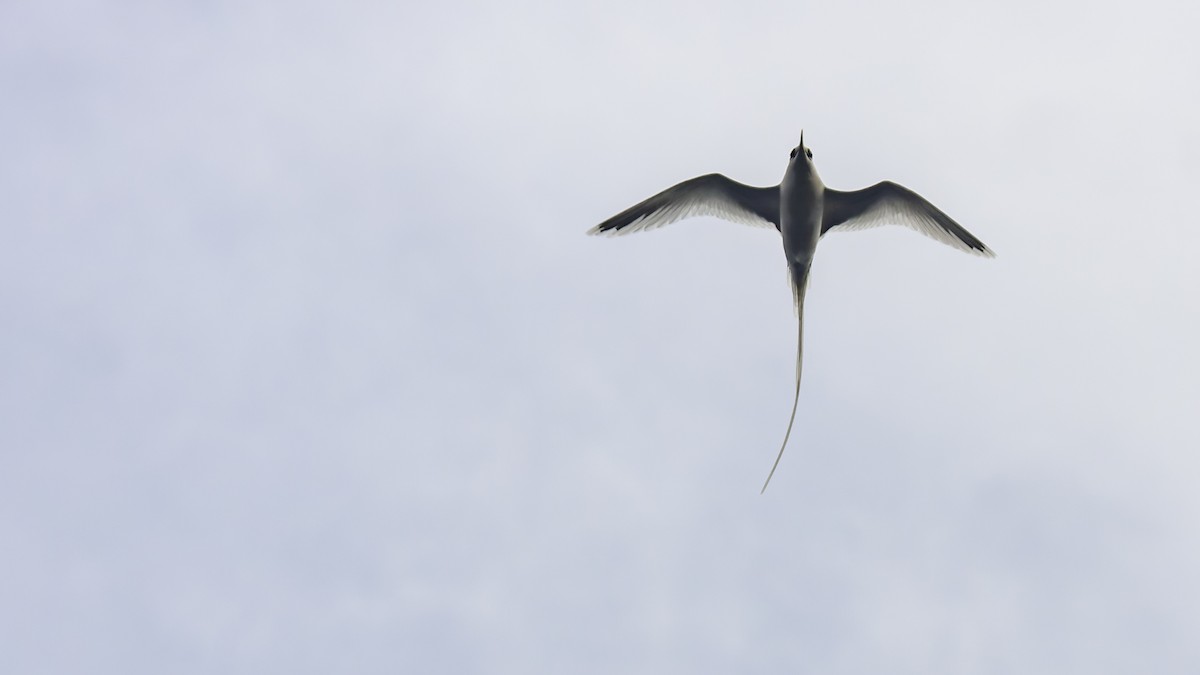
{"left": 761, "top": 270, "right": 807, "bottom": 493}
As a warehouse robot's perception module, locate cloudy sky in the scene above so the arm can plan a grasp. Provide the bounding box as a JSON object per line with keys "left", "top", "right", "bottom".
{"left": 3, "top": 1, "right": 1200, "bottom": 673}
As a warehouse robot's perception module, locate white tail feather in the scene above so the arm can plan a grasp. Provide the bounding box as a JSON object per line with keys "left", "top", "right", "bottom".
{"left": 761, "top": 268, "right": 808, "bottom": 493}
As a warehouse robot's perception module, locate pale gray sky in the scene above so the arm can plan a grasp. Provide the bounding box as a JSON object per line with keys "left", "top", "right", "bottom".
{"left": 3, "top": 1, "right": 1200, "bottom": 673}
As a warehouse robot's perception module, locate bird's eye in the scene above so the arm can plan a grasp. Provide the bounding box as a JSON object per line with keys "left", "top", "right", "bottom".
{"left": 790, "top": 148, "right": 797, "bottom": 159}
{"left": 805, "top": 149, "right": 813, "bottom": 159}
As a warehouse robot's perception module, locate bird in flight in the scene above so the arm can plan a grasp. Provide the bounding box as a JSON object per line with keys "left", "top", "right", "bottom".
{"left": 588, "top": 133, "right": 994, "bottom": 492}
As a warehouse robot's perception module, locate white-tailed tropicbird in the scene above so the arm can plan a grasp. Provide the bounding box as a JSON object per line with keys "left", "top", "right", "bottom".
{"left": 589, "top": 133, "right": 994, "bottom": 492}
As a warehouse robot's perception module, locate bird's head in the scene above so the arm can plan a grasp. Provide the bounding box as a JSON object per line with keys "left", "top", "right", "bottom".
{"left": 788, "top": 131, "right": 814, "bottom": 170}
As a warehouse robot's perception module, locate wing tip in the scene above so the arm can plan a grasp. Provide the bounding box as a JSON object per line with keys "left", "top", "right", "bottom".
{"left": 588, "top": 215, "right": 658, "bottom": 237}
{"left": 587, "top": 222, "right": 628, "bottom": 236}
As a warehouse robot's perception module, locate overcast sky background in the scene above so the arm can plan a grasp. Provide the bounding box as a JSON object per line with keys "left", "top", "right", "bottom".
{"left": 3, "top": 1, "right": 1200, "bottom": 673}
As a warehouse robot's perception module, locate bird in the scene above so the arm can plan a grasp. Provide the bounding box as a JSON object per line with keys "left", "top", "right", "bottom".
{"left": 588, "top": 132, "right": 994, "bottom": 492}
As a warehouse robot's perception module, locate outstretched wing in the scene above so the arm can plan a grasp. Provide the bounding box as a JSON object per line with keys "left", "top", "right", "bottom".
{"left": 822, "top": 181, "right": 994, "bottom": 257}
{"left": 589, "top": 173, "right": 780, "bottom": 235}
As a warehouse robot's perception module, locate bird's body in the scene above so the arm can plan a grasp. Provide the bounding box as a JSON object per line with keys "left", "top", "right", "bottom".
{"left": 589, "top": 134, "right": 993, "bottom": 491}
{"left": 780, "top": 138, "right": 824, "bottom": 275}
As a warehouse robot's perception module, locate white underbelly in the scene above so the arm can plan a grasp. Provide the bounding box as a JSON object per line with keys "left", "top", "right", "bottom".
{"left": 780, "top": 207, "right": 821, "bottom": 267}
